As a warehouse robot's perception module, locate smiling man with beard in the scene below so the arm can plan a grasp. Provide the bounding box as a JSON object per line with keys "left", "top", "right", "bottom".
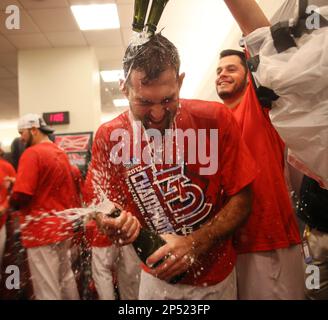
{"left": 216, "top": 0, "right": 304, "bottom": 300}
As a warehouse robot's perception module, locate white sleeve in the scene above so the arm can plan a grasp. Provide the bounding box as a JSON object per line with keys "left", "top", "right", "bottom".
{"left": 244, "top": 11, "right": 328, "bottom": 189}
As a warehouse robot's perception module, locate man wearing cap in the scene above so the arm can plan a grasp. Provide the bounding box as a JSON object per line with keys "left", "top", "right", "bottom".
{"left": 10, "top": 113, "right": 81, "bottom": 300}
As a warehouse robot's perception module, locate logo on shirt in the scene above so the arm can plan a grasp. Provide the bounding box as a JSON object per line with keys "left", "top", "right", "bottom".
{"left": 126, "top": 164, "right": 212, "bottom": 235}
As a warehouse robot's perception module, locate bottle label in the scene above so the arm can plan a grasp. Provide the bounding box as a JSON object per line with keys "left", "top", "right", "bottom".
{"left": 302, "top": 226, "right": 313, "bottom": 264}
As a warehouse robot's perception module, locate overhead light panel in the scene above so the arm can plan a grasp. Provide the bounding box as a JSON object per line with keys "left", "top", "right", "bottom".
{"left": 100, "top": 70, "right": 124, "bottom": 82}
{"left": 113, "top": 99, "right": 129, "bottom": 108}
{"left": 71, "top": 4, "right": 120, "bottom": 30}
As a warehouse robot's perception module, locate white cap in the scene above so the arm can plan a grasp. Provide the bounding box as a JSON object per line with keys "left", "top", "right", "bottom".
{"left": 17, "top": 113, "right": 54, "bottom": 134}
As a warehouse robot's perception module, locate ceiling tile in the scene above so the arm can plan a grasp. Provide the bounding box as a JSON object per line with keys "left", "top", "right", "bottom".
{"left": 0, "top": 9, "right": 40, "bottom": 34}
{"left": 121, "top": 27, "right": 132, "bottom": 47}
{"left": 83, "top": 29, "right": 122, "bottom": 46}
{"left": 117, "top": 3, "right": 133, "bottom": 29}
{"left": 0, "top": 66, "right": 15, "bottom": 78}
{"left": 0, "top": 78, "right": 18, "bottom": 94}
{"left": 0, "top": 52, "right": 18, "bottom": 68}
{"left": 5, "top": 65, "right": 18, "bottom": 76}
{"left": 27, "top": 8, "right": 79, "bottom": 32}
{"left": 19, "top": 0, "right": 69, "bottom": 9}
{"left": 46, "top": 31, "right": 87, "bottom": 47}
{"left": 116, "top": 0, "right": 133, "bottom": 4}
{"left": 6, "top": 33, "right": 51, "bottom": 49}
{"left": 94, "top": 45, "right": 124, "bottom": 61}
{"left": 0, "top": 1, "right": 22, "bottom": 10}
{"left": 0, "top": 34, "right": 17, "bottom": 52}
{"left": 68, "top": 0, "right": 116, "bottom": 5}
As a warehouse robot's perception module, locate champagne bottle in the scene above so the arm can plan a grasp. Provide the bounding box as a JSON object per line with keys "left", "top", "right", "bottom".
{"left": 145, "top": 0, "right": 170, "bottom": 34}
{"left": 132, "top": 0, "right": 151, "bottom": 32}
{"left": 109, "top": 207, "right": 185, "bottom": 284}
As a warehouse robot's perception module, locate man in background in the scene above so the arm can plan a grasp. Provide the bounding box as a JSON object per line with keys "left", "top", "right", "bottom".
{"left": 216, "top": 0, "right": 304, "bottom": 299}
{"left": 10, "top": 114, "right": 81, "bottom": 299}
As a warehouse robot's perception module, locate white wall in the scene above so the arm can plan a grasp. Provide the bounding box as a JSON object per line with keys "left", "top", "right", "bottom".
{"left": 18, "top": 47, "right": 102, "bottom": 135}
{"left": 196, "top": 0, "right": 287, "bottom": 102}
{"left": 0, "top": 120, "right": 18, "bottom": 152}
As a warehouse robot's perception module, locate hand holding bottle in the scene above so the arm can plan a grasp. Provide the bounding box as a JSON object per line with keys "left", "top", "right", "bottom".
{"left": 95, "top": 210, "right": 141, "bottom": 246}
{"left": 145, "top": 233, "right": 196, "bottom": 282}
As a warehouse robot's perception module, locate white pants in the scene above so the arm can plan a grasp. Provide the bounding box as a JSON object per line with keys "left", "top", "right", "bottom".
{"left": 92, "top": 246, "right": 118, "bottom": 300}
{"left": 27, "top": 240, "right": 80, "bottom": 300}
{"left": 0, "top": 225, "right": 6, "bottom": 273}
{"left": 116, "top": 245, "right": 141, "bottom": 300}
{"left": 236, "top": 245, "right": 305, "bottom": 300}
{"left": 138, "top": 268, "right": 237, "bottom": 300}
{"left": 92, "top": 245, "right": 141, "bottom": 300}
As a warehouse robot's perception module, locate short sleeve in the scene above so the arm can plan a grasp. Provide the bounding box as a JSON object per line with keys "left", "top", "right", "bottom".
{"left": 13, "top": 149, "right": 39, "bottom": 196}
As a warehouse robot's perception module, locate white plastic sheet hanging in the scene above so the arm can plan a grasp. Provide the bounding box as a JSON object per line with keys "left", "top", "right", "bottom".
{"left": 244, "top": 5, "right": 328, "bottom": 189}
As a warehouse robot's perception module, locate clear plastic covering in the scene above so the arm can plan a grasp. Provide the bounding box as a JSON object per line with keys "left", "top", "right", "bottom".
{"left": 245, "top": 4, "right": 328, "bottom": 189}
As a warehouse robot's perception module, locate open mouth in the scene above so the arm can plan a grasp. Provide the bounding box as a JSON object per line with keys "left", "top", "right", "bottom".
{"left": 145, "top": 109, "right": 171, "bottom": 129}
{"left": 148, "top": 116, "right": 166, "bottom": 125}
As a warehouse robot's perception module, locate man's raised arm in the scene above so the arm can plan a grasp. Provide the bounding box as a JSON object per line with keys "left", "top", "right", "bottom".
{"left": 224, "top": 0, "right": 270, "bottom": 35}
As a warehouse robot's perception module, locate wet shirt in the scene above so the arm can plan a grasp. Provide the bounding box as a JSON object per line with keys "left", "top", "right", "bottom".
{"left": 0, "top": 158, "right": 16, "bottom": 229}
{"left": 85, "top": 99, "right": 257, "bottom": 286}
{"left": 13, "top": 142, "right": 81, "bottom": 248}
{"left": 231, "top": 83, "right": 301, "bottom": 253}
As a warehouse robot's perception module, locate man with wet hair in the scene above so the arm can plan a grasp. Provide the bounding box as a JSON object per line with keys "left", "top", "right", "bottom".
{"left": 86, "top": 33, "right": 257, "bottom": 299}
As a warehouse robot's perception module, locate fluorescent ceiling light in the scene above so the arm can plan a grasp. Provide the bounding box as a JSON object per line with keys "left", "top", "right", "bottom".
{"left": 100, "top": 70, "right": 124, "bottom": 82}
{"left": 113, "top": 99, "right": 129, "bottom": 107}
{"left": 71, "top": 4, "right": 120, "bottom": 30}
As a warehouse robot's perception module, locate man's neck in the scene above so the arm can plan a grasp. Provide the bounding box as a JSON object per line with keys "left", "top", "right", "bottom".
{"left": 223, "top": 95, "right": 243, "bottom": 109}
{"left": 222, "top": 86, "right": 247, "bottom": 109}
{"left": 33, "top": 135, "right": 51, "bottom": 146}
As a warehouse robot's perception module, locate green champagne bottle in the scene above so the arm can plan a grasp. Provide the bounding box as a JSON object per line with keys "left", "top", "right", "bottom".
{"left": 145, "top": 0, "right": 170, "bottom": 34}
{"left": 132, "top": 0, "right": 151, "bottom": 32}
{"left": 109, "top": 207, "right": 185, "bottom": 284}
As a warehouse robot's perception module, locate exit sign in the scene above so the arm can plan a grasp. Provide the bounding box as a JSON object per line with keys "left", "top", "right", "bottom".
{"left": 43, "top": 111, "right": 70, "bottom": 125}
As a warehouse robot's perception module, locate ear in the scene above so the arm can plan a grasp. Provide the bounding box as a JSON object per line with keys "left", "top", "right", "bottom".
{"left": 119, "top": 79, "right": 128, "bottom": 97}
{"left": 30, "top": 127, "right": 38, "bottom": 136}
{"left": 178, "top": 72, "right": 185, "bottom": 90}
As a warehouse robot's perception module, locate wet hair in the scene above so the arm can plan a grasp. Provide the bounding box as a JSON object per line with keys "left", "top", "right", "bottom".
{"left": 220, "top": 49, "right": 248, "bottom": 73}
{"left": 123, "top": 33, "right": 180, "bottom": 85}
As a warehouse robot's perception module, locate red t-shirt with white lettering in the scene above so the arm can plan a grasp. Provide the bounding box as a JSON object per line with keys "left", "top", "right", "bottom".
{"left": 85, "top": 99, "right": 257, "bottom": 286}
{"left": 231, "top": 84, "right": 301, "bottom": 253}
{"left": 13, "top": 142, "right": 81, "bottom": 248}
{"left": 0, "top": 158, "right": 16, "bottom": 229}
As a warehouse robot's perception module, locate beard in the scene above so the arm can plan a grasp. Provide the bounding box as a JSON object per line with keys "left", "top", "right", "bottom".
{"left": 217, "top": 76, "right": 248, "bottom": 101}
{"left": 24, "top": 131, "right": 33, "bottom": 148}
